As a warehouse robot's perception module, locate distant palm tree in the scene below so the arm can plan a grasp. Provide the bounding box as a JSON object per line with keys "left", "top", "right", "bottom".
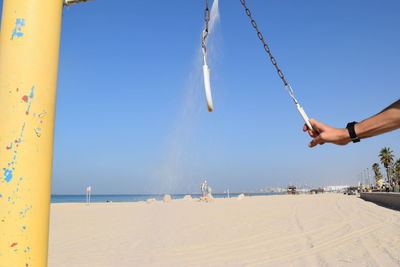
{"left": 394, "top": 159, "right": 400, "bottom": 186}
{"left": 372, "top": 163, "right": 382, "bottom": 186}
{"left": 379, "top": 147, "right": 394, "bottom": 186}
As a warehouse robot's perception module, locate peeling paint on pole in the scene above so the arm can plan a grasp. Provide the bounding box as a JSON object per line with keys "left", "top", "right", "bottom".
{"left": 10, "top": 18, "right": 25, "bottom": 40}
{"left": 0, "top": 0, "right": 63, "bottom": 266}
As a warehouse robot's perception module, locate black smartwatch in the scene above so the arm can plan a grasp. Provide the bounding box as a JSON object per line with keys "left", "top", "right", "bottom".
{"left": 346, "top": 121, "right": 360, "bottom": 143}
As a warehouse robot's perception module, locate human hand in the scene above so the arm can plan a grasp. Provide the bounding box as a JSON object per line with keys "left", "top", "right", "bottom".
{"left": 303, "top": 119, "right": 351, "bottom": 147}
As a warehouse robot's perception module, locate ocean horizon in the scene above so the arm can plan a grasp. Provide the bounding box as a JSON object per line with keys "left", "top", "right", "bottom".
{"left": 51, "top": 192, "right": 284, "bottom": 203}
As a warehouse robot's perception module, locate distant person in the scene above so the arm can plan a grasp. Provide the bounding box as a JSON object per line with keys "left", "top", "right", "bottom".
{"left": 206, "top": 184, "right": 212, "bottom": 198}
{"left": 304, "top": 99, "right": 400, "bottom": 147}
{"left": 201, "top": 180, "right": 208, "bottom": 198}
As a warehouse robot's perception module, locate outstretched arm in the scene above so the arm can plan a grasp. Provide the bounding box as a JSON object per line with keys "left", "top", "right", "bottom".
{"left": 304, "top": 99, "right": 400, "bottom": 147}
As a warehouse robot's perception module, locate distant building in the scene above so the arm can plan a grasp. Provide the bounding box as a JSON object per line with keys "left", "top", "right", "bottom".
{"left": 310, "top": 188, "right": 324, "bottom": 194}
{"left": 287, "top": 185, "right": 296, "bottom": 195}
{"left": 323, "top": 185, "right": 350, "bottom": 193}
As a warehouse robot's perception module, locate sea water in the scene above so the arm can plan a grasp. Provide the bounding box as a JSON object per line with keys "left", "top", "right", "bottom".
{"left": 51, "top": 193, "right": 283, "bottom": 203}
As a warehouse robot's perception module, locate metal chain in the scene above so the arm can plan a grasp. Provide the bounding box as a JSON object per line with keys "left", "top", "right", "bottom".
{"left": 202, "top": 0, "right": 211, "bottom": 56}
{"left": 63, "top": 0, "right": 92, "bottom": 6}
{"left": 239, "top": 0, "right": 298, "bottom": 103}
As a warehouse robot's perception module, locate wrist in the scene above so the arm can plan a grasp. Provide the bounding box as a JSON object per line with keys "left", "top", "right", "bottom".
{"left": 354, "top": 122, "right": 363, "bottom": 139}
{"left": 340, "top": 128, "right": 352, "bottom": 143}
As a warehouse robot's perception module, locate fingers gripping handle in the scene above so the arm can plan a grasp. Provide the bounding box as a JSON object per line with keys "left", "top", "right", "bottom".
{"left": 296, "top": 103, "right": 314, "bottom": 132}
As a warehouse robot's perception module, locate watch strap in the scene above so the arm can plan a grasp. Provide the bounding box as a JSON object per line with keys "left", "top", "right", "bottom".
{"left": 346, "top": 121, "right": 360, "bottom": 143}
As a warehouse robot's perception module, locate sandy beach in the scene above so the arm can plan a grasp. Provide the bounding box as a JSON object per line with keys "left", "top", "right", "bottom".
{"left": 48, "top": 194, "right": 400, "bottom": 266}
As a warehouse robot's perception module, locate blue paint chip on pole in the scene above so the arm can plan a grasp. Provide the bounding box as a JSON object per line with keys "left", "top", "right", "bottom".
{"left": 10, "top": 18, "right": 25, "bottom": 40}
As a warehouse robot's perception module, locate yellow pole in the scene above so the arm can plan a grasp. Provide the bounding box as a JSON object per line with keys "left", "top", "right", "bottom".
{"left": 0, "top": 0, "right": 63, "bottom": 266}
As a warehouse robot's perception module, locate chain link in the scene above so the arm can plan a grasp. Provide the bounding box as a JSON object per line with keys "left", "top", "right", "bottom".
{"left": 239, "top": 0, "right": 290, "bottom": 88}
{"left": 240, "top": 0, "right": 316, "bottom": 128}
{"left": 202, "top": 0, "right": 211, "bottom": 55}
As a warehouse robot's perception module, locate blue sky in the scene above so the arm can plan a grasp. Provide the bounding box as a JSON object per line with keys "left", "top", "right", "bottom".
{"left": 3, "top": 0, "right": 398, "bottom": 194}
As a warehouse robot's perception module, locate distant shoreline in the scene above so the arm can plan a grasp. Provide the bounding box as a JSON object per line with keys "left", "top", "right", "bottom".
{"left": 51, "top": 192, "right": 284, "bottom": 196}
{"left": 51, "top": 192, "right": 285, "bottom": 203}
